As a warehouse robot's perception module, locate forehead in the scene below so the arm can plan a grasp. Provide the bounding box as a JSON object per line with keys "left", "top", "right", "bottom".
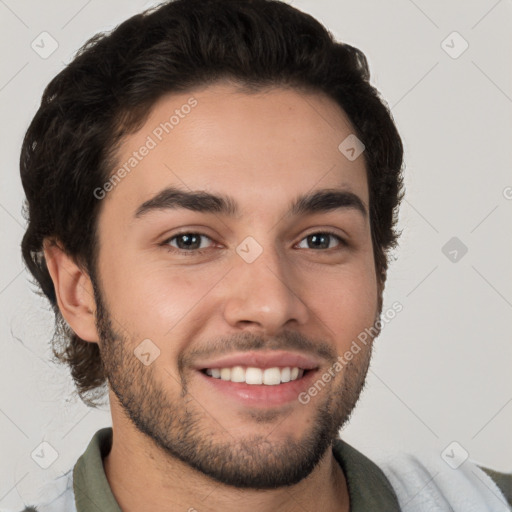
{"left": 103, "top": 83, "right": 369, "bottom": 220}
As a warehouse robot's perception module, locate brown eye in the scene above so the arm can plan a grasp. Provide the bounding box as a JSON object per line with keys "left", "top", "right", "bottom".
{"left": 164, "top": 233, "right": 214, "bottom": 252}
{"left": 297, "top": 232, "right": 346, "bottom": 250}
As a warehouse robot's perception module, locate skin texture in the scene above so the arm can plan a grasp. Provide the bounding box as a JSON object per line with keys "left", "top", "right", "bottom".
{"left": 44, "top": 83, "right": 381, "bottom": 512}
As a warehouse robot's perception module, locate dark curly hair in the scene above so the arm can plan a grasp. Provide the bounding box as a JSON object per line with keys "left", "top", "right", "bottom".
{"left": 20, "top": 0, "right": 404, "bottom": 407}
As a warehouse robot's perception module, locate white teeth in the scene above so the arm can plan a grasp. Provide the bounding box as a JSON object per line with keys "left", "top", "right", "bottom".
{"left": 230, "top": 366, "right": 245, "bottom": 382}
{"left": 245, "top": 367, "right": 263, "bottom": 385}
{"left": 263, "top": 367, "right": 281, "bottom": 385}
{"left": 204, "top": 366, "right": 306, "bottom": 385}
{"left": 220, "top": 368, "right": 231, "bottom": 381}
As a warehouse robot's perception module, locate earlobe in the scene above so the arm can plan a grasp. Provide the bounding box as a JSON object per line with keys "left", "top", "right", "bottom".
{"left": 43, "top": 239, "right": 99, "bottom": 343}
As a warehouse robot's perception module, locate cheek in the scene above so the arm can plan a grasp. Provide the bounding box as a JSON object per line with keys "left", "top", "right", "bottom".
{"left": 307, "top": 264, "right": 378, "bottom": 348}
{"left": 102, "top": 255, "right": 219, "bottom": 338}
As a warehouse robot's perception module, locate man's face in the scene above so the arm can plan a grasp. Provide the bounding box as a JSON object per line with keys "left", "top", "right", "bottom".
{"left": 92, "top": 83, "right": 379, "bottom": 488}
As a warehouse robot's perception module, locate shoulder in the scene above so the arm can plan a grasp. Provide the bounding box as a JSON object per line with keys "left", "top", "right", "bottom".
{"left": 7, "top": 468, "right": 76, "bottom": 512}
{"left": 479, "top": 466, "right": 512, "bottom": 508}
{"left": 371, "top": 447, "right": 511, "bottom": 512}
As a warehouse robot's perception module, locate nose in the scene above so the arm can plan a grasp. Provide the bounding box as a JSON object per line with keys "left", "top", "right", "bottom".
{"left": 221, "top": 241, "right": 310, "bottom": 334}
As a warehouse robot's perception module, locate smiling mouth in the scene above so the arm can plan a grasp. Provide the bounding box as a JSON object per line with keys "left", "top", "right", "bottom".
{"left": 200, "top": 366, "right": 313, "bottom": 385}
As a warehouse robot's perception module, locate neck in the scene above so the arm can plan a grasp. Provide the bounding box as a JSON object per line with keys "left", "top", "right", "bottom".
{"left": 103, "top": 421, "right": 350, "bottom": 512}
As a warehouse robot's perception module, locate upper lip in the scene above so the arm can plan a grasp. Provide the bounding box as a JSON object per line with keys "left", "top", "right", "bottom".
{"left": 194, "top": 350, "right": 322, "bottom": 371}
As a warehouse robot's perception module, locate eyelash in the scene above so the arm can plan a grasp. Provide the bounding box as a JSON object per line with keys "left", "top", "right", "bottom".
{"left": 161, "top": 231, "right": 347, "bottom": 256}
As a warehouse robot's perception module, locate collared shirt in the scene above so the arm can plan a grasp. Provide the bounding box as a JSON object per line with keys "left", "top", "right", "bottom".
{"left": 17, "top": 427, "right": 512, "bottom": 511}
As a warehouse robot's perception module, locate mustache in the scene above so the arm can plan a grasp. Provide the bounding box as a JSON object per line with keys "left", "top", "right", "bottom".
{"left": 179, "top": 330, "right": 337, "bottom": 371}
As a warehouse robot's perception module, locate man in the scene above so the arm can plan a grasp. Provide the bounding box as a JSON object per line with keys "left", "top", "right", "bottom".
{"left": 16, "top": 0, "right": 511, "bottom": 510}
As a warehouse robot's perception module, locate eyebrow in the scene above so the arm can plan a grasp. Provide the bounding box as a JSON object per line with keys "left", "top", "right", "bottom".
{"left": 134, "top": 186, "right": 367, "bottom": 220}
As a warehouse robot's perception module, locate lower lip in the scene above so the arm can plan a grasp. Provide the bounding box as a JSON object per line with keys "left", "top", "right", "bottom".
{"left": 196, "top": 369, "right": 319, "bottom": 407}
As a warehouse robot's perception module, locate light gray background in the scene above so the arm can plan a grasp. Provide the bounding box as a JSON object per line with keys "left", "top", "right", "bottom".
{"left": 1, "top": 0, "right": 511, "bottom": 509}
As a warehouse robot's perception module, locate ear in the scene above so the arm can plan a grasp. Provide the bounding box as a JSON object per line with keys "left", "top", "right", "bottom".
{"left": 43, "top": 239, "right": 99, "bottom": 343}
